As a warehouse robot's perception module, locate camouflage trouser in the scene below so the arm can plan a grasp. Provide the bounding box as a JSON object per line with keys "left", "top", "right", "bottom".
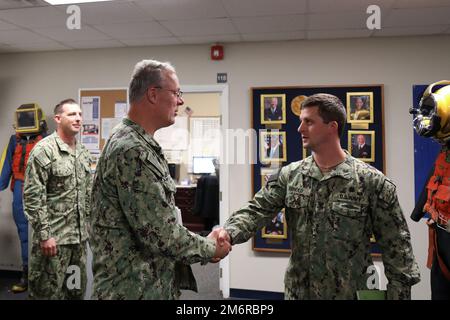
{"left": 28, "top": 241, "right": 87, "bottom": 300}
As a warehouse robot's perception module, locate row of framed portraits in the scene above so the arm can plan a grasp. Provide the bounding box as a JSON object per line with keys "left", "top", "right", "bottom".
{"left": 252, "top": 85, "right": 384, "bottom": 253}
{"left": 260, "top": 92, "right": 374, "bottom": 125}
{"left": 261, "top": 130, "right": 376, "bottom": 163}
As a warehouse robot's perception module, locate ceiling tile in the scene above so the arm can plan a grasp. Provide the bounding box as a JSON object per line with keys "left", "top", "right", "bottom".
{"left": 308, "top": 12, "right": 368, "bottom": 30}
{"left": 0, "top": 0, "right": 48, "bottom": 10}
{"left": 7, "top": 41, "right": 70, "bottom": 52}
{"left": 161, "top": 18, "right": 237, "bottom": 36}
{"left": 307, "top": 28, "right": 372, "bottom": 39}
{"left": 373, "top": 25, "right": 448, "bottom": 37}
{"left": 309, "top": 0, "right": 395, "bottom": 13}
{"left": 392, "top": 0, "right": 450, "bottom": 9}
{"left": 233, "top": 15, "right": 306, "bottom": 33}
{"left": 0, "top": 0, "right": 447, "bottom": 52}
{"left": 34, "top": 25, "right": 111, "bottom": 41}
{"left": 0, "top": 48, "right": 23, "bottom": 53}
{"left": 179, "top": 33, "right": 241, "bottom": 44}
{"left": 133, "top": 0, "right": 226, "bottom": 20}
{"left": 0, "top": 6, "right": 67, "bottom": 28}
{"left": 384, "top": 7, "right": 450, "bottom": 27}
{"left": 0, "top": 29, "right": 52, "bottom": 43}
{"left": 223, "top": 0, "right": 307, "bottom": 17}
{"left": 0, "top": 43, "right": 13, "bottom": 53}
{"left": 62, "top": 39, "right": 126, "bottom": 49}
{"left": 69, "top": 1, "right": 153, "bottom": 25}
{"left": 241, "top": 31, "right": 305, "bottom": 41}
{"left": 0, "top": 18, "right": 19, "bottom": 30}
{"left": 119, "top": 36, "right": 181, "bottom": 46}
{"left": 94, "top": 21, "right": 172, "bottom": 38}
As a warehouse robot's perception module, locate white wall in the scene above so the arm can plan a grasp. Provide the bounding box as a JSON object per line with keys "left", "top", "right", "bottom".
{"left": 1, "top": 35, "right": 449, "bottom": 298}
{"left": 177, "top": 92, "right": 221, "bottom": 182}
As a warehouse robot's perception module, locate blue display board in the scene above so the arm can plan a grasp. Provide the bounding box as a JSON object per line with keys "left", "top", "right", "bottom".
{"left": 412, "top": 85, "right": 441, "bottom": 202}
{"left": 251, "top": 85, "right": 384, "bottom": 252}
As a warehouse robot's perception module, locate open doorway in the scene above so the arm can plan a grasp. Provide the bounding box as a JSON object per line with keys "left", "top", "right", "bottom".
{"left": 174, "top": 85, "right": 229, "bottom": 299}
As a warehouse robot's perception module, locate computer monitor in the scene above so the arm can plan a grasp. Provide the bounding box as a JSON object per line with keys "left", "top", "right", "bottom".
{"left": 192, "top": 156, "right": 216, "bottom": 175}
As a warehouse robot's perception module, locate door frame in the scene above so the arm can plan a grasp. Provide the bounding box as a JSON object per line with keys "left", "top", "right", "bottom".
{"left": 182, "top": 84, "right": 230, "bottom": 298}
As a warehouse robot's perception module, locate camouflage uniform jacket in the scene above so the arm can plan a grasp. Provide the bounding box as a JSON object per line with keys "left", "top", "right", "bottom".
{"left": 90, "top": 118, "right": 216, "bottom": 300}
{"left": 24, "top": 131, "right": 92, "bottom": 245}
{"left": 224, "top": 152, "right": 420, "bottom": 300}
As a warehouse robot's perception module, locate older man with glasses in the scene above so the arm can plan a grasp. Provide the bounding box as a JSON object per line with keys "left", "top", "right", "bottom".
{"left": 89, "top": 59, "right": 231, "bottom": 300}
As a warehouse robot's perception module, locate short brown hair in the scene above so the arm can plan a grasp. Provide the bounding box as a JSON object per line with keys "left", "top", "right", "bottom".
{"left": 54, "top": 98, "right": 77, "bottom": 115}
{"left": 302, "top": 93, "right": 346, "bottom": 137}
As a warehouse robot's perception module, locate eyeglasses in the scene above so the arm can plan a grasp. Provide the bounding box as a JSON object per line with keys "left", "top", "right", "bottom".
{"left": 155, "top": 86, "right": 183, "bottom": 98}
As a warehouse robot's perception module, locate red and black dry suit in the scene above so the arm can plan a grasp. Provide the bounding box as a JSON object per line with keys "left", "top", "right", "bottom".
{"left": 0, "top": 134, "right": 44, "bottom": 268}
{"left": 412, "top": 146, "right": 450, "bottom": 300}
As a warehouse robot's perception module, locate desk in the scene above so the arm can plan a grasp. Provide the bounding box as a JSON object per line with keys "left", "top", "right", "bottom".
{"left": 175, "top": 186, "right": 205, "bottom": 232}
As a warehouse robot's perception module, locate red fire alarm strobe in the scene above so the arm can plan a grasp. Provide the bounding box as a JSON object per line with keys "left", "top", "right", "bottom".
{"left": 211, "top": 44, "right": 224, "bottom": 60}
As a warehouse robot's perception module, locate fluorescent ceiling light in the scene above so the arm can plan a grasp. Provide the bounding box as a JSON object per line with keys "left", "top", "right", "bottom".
{"left": 44, "top": 0, "right": 114, "bottom": 5}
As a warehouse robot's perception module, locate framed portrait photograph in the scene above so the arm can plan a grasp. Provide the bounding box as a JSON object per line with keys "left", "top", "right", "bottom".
{"left": 346, "top": 92, "right": 374, "bottom": 124}
{"left": 261, "top": 94, "right": 286, "bottom": 125}
{"left": 260, "top": 168, "right": 279, "bottom": 188}
{"left": 260, "top": 130, "right": 287, "bottom": 162}
{"left": 261, "top": 209, "right": 288, "bottom": 240}
{"left": 253, "top": 208, "right": 291, "bottom": 253}
{"left": 348, "top": 130, "right": 375, "bottom": 162}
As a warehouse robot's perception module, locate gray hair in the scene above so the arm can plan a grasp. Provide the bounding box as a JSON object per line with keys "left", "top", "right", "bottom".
{"left": 129, "top": 59, "right": 175, "bottom": 104}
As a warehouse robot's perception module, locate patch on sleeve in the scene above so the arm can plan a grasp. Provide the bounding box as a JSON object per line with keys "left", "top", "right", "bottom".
{"left": 34, "top": 149, "right": 51, "bottom": 168}
{"left": 140, "top": 151, "right": 164, "bottom": 179}
{"left": 266, "top": 168, "right": 281, "bottom": 186}
{"left": 378, "top": 179, "right": 396, "bottom": 205}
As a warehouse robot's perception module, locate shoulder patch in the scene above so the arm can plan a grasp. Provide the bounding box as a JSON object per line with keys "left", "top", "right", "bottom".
{"left": 139, "top": 151, "right": 165, "bottom": 179}
{"left": 33, "top": 148, "right": 51, "bottom": 168}
{"left": 266, "top": 168, "right": 281, "bottom": 186}
{"left": 378, "top": 179, "right": 396, "bottom": 205}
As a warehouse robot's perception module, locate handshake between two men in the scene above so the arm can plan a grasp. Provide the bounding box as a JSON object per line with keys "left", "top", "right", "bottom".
{"left": 207, "top": 227, "right": 232, "bottom": 263}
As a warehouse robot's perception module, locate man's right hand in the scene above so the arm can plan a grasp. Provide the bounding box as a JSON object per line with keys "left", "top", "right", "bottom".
{"left": 212, "top": 238, "right": 231, "bottom": 262}
{"left": 208, "top": 227, "right": 232, "bottom": 263}
{"left": 208, "top": 227, "right": 231, "bottom": 247}
{"left": 40, "top": 238, "right": 57, "bottom": 256}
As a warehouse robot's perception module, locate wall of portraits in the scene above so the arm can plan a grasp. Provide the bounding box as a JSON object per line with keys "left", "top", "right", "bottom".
{"left": 251, "top": 85, "right": 385, "bottom": 253}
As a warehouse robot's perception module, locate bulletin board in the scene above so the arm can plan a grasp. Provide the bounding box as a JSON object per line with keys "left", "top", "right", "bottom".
{"left": 251, "top": 85, "right": 385, "bottom": 253}
{"left": 78, "top": 88, "right": 128, "bottom": 151}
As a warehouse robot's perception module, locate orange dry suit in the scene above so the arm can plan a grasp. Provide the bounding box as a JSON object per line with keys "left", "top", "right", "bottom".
{"left": 423, "top": 148, "right": 450, "bottom": 281}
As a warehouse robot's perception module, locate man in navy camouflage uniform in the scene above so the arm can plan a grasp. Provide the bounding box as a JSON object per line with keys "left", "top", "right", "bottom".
{"left": 213, "top": 93, "right": 420, "bottom": 299}
{"left": 24, "top": 99, "right": 92, "bottom": 299}
{"left": 90, "top": 60, "right": 231, "bottom": 299}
